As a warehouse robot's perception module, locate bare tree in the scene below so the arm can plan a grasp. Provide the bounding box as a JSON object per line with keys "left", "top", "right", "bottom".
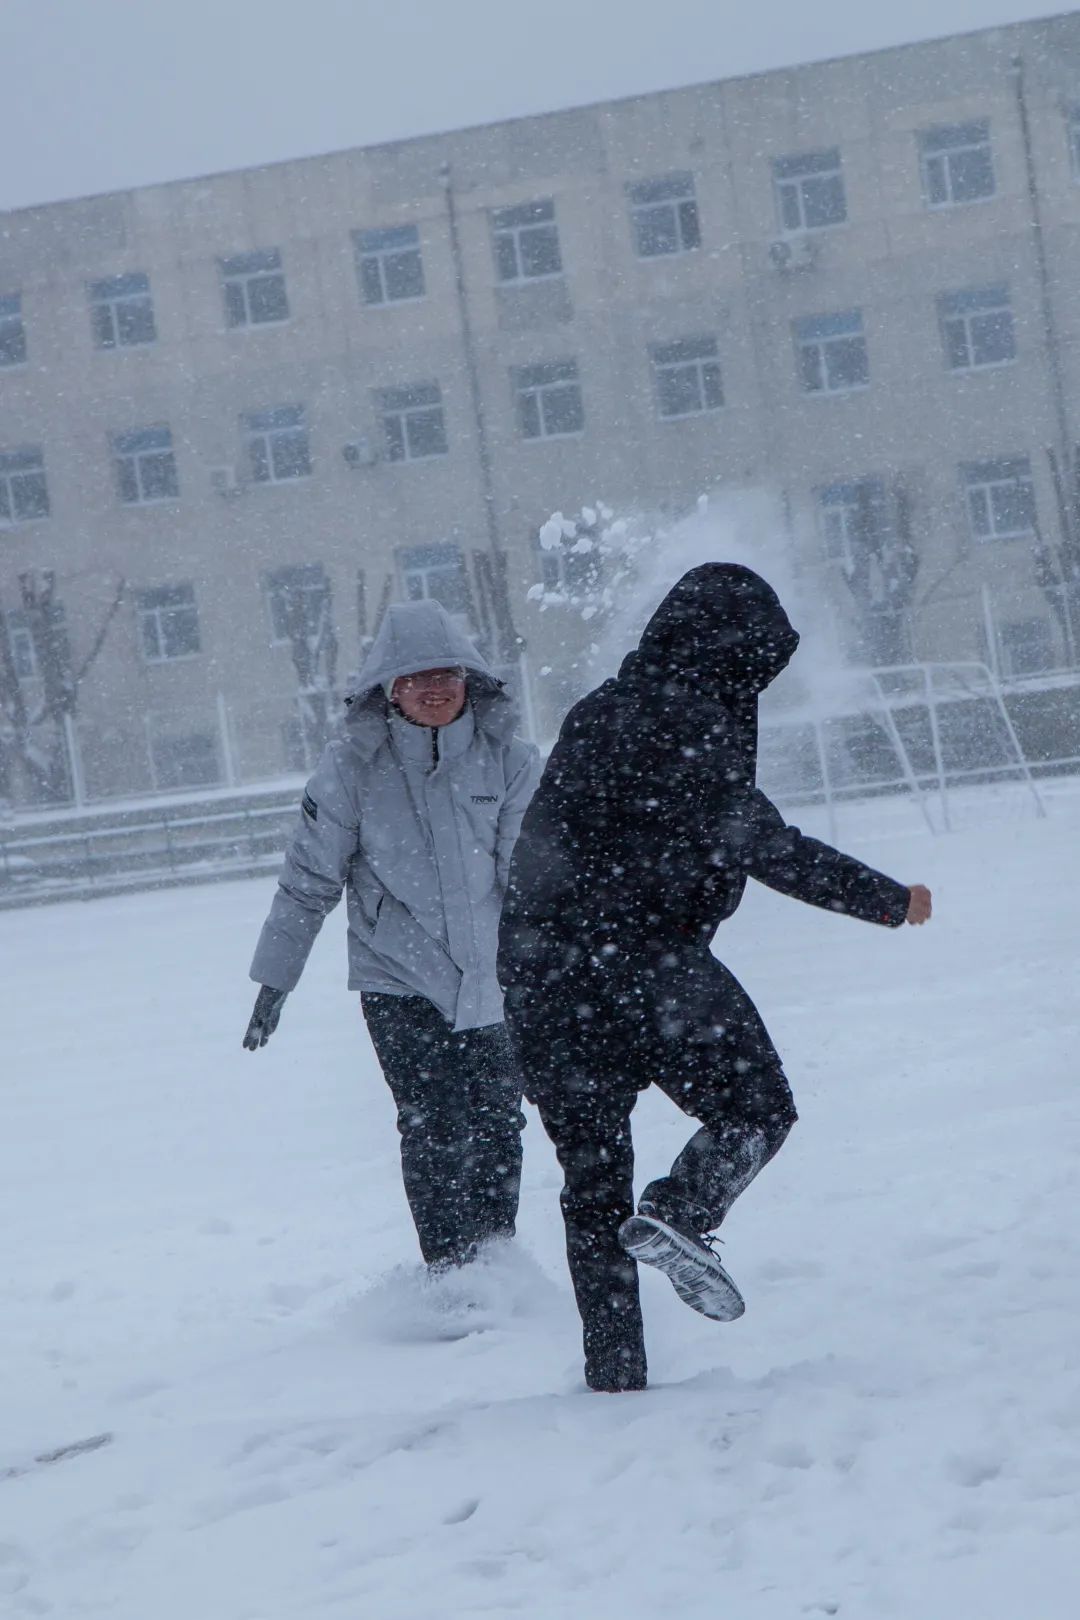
{"left": 275, "top": 568, "right": 338, "bottom": 765}
{"left": 840, "top": 483, "right": 919, "bottom": 668}
{"left": 0, "top": 570, "right": 125, "bottom": 806}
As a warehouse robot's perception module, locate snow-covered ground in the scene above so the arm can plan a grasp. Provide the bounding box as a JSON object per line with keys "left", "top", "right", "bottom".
{"left": 2, "top": 782, "right": 1078, "bottom": 1619}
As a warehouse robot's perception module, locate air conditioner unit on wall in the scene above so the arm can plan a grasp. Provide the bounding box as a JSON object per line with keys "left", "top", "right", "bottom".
{"left": 210, "top": 465, "right": 241, "bottom": 498}
{"left": 343, "top": 438, "right": 379, "bottom": 469}
{"left": 768, "top": 234, "right": 819, "bottom": 273}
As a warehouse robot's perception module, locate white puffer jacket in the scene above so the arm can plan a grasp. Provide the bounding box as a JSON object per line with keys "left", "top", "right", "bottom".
{"left": 250, "top": 601, "right": 539, "bottom": 1030}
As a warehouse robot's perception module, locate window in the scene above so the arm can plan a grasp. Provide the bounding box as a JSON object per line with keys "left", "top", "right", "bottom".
{"left": 538, "top": 533, "right": 601, "bottom": 598}
{"left": 793, "top": 311, "right": 868, "bottom": 395}
{"left": 513, "top": 361, "right": 584, "bottom": 439}
{"left": 492, "top": 199, "right": 562, "bottom": 283}
{"left": 773, "top": 149, "right": 847, "bottom": 232}
{"left": 378, "top": 383, "right": 448, "bottom": 461}
{"left": 265, "top": 563, "right": 331, "bottom": 644}
{"left": 137, "top": 584, "right": 201, "bottom": 662}
{"left": 939, "top": 286, "right": 1015, "bottom": 371}
{"left": 816, "top": 479, "right": 886, "bottom": 564}
{"left": 88, "top": 272, "right": 156, "bottom": 348}
{"left": 150, "top": 733, "right": 219, "bottom": 790}
{"left": 4, "top": 612, "right": 36, "bottom": 679}
{"left": 113, "top": 425, "right": 179, "bottom": 505}
{"left": 650, "top": 336, "right": 724, "bottom": 418}
{"left": 627, "top": 172, "right": 700, "bottom": 258}
{"left": 354, "top": 225, "right": 425, "bottom": 305}
{"left": 244, "top": 406, "right": 311, "bottom": 483}
{"left": 0, "top": 293, "right": 26, "bottom": 368}
{"left": 999, "top": 618, "right": 1053, "bottom": 677}
{"left": 919, "top": 121, "right": 995, "bottom": 207}
{"left": 399, "top": 542, "right": 471, "bottom": 624}
{"left": 0, "top": 447, "right": 49, "bottom": 525}
{"left": 220, "top": 248, "right": 289, "bottom": 328}
{"left": 1068, "top": 106, "right": 1080, "bottom": 178}
{"left": 962, "top": 456, "right": 1035, "bottom": 541}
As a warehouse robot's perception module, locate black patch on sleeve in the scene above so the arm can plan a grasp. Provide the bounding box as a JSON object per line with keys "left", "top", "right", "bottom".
{"left": 301, "top": 792, "right": 318, "bottom": 822}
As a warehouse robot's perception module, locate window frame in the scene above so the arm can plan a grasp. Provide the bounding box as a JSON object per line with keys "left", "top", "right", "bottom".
{"left": 627, "top": 172, "right": 701, "bottom": 259}
{"left": 0, "top": 447, "right": 49, "bottom": 527}
{"left": 919, "top": 121, "right": 996, "bottom": 209}
{"left": 815, "top": 478, "right": 886, "bottom": 566}
{"left": 793, "top": 311, "right": 869, "bottom": 397}
{"left": 243, "top": 405, "right": 312, "bottom": 484}
{"left": 938, "top": 286, "right": 1016, "bottom": 372}
{"left": 353, "top": 225, "right": 426, "bottom": 306}
{"left": 137, "top": 583, "right": 201, "bottom": 664}
{"left": 220, "top": 248, "right": 290, "bottom": 329}
{"left": 88, "top": 272, "right": 156, "bottom": 350}
{"left": 961, "top": 456, "right": 1036, "bottom": 543}
{"left": 512, "top": 360, "right": 585, "bottom": 441}
{"left": 264, "top": 563, "right": 332, "bottom": 646}
{"left": 650, "top": 336, "right": 724, "bottom": 419}
{"left": 0, "top": 292, "right": 27, "bottom": 369}
{"left": 772, "top": 149, "right": 847, "bottom": 233}
{"left": 377, "top": 383, "right": 449, "bottom": 462}
{"left": 398, "top": 541, "right": 471, "bottom": 628}
{"left": 491, "top": 199, "right": 563, "bottom": 284}
{"left": 112, "top": 425, "right": 180, "bottom": 506}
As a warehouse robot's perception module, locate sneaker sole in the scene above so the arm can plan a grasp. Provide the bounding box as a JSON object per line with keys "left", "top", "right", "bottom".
{"left": 619, "top": 1215, "right": 745, "bottom": 1322}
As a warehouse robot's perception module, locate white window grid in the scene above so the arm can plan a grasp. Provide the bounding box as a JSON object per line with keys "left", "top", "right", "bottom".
{"left": 220, "top": 249, "right": 289, "bottom": 328}
{"left": 0, "top": 293, "right": 26, "bottom": 368}
{"left": 5, "top": 616, "right": 36, "bottom": 679}
{"left": 627, "top": 173, "right": 701, "bottom": 258}
{"left": 919, "top": 121, "right": 995, "bottom": 207}
{"left": 0, "top": 448, "right": 49, "bottom": 526}
{"left": 113, "top": 426, "right": 179, "bottom": 505}
{"left": 492, "top": 199, "right": 563, "bottom": 283}
{"left": 513, "top": 361, "right": 585, "bottom": 439}
{"left": 88, "top": 272, "right": 156, "bottom": 349}
{"left": 773, "top": 149, "right": 847, "bottom": 232}
{"left": 816, "top": 480, "right": 885, "bottom": 565}
{"left": 793, "top": 311, "right": 869, "bottom": 395}
{"left": 962, "top": 458, "right": 1035, "bottom": 542}
{"left": 378, "top": 384, "right": 448, "bottom": 461}
{"left": 244, "top": 406, "right": 311, "bottom": 483}
{"left": 651, "top": 337, "right": 724, "bottom": 418}
{"left": 354, "top": 225, "right": 425, "bottom": 305}
{"left": 1069, "top": 106, "right": 1080, "bottom": 178}
{"left": 399, "top": 543, "right": 471, "bottom": 629}
{"left": 138, "top": 585, "right": 201, "bottom": 663}
{"left": 265, "top": 565, "right": 331, "bottom": 645}
{"left": 939, "top": 287, "right": 1015, "bottom": 371}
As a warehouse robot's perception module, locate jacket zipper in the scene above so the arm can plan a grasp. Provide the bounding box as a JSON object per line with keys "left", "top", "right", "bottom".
{"left": 431, "top": 728, "right": 439, "bottom": 770}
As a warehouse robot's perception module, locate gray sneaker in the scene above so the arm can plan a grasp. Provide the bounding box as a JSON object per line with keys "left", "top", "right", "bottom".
{"left": 618, "top": 1212, "right": 745, "bottom": 1322}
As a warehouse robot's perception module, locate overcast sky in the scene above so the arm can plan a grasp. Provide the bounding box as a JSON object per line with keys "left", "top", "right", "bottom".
{"left": 0, "top": 0, "right": 1065, "bottom": 212}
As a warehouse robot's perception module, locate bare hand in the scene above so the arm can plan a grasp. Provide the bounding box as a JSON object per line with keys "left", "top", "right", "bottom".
{"left": 906, "top": 884, "right": 932, "bottom": 925}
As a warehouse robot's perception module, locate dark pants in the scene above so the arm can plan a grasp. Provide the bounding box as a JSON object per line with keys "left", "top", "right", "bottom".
{"left": 507, "top": 949, "right": 797, "bottom": 1390}
{"left": 362, "top": 993, "right": 526, "bottom": 1268}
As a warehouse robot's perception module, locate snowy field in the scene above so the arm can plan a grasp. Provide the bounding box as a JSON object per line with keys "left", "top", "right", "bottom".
{"left": 3, "top": 781, "right": 1079, "bottom": 1619}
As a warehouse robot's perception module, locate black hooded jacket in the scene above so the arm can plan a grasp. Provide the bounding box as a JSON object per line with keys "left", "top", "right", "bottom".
{"left": 499, "top": 564, "right": 910, "bottom": 981}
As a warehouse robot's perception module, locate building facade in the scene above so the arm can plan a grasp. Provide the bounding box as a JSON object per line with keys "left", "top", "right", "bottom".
{"left": 3, "top": 13, "right": 1080, "bottom": 804}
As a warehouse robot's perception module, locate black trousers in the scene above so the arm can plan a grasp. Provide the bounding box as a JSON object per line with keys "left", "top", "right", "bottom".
{"left": 507, "top": 949, "right": 798, "bottom": 1390}
{"left": 361, "top": 993, "right": 526, "bottom": 1268}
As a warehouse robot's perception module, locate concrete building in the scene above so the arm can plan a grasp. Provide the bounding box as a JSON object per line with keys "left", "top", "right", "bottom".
{"left": 3, "top": 11, "right": 1080, "bottom": 805}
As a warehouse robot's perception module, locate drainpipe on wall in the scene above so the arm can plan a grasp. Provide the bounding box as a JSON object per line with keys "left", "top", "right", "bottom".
{"left": 1009, "top": 56, "right": 1073, "bottom": 538}
{"left": 441, "top": 162, "right": 524, "bottom": 668}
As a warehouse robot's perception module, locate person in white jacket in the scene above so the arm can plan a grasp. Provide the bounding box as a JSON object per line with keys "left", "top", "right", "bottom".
{"left": 244, "top": 600, "right": 540, "bottom": 1269}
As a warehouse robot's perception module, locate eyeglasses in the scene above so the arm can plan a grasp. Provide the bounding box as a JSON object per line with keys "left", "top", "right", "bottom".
{"left": 394, "top": 667, "right": 466, "bottom": 691}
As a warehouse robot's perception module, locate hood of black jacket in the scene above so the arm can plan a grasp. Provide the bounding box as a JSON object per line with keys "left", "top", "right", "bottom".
{"left": 620, "top": 563, "right": 800, "bottom": 697}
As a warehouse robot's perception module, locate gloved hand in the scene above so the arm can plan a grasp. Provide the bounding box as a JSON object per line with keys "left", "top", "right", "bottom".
{"left": 243, "top": 985, "right": 288, "bottom": 1050}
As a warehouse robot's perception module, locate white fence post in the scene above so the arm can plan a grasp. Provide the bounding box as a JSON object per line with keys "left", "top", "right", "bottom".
{"left": 217, "top": 693, "right": 237, "bottom": 787}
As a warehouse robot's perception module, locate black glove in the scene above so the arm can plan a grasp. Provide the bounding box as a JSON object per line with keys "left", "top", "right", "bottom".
{"left": 243, "top": 985, "right": 288, "bottom": 1050}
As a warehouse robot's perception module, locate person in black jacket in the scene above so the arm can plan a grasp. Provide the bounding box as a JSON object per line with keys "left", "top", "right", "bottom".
{"left": 497, "top": 564, "right": 932, "bottom": 1393}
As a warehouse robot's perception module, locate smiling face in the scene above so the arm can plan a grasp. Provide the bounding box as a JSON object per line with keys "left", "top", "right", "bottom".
{"left": 391, "top": 666, "right": 467, "bottom": 727}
